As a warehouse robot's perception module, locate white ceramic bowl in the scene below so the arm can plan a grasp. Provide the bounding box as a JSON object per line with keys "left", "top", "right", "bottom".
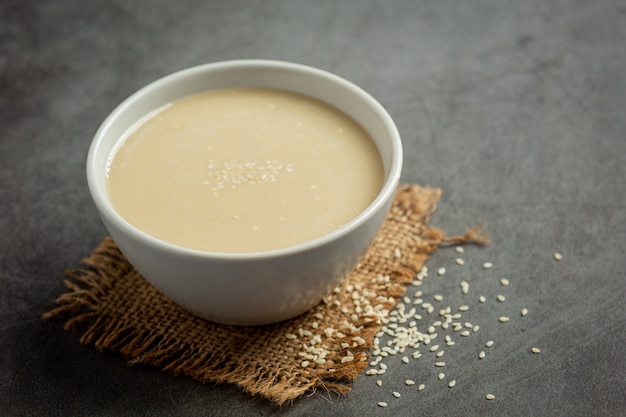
{"left": 87, "top": 60, "right": 402, "bottom": 325}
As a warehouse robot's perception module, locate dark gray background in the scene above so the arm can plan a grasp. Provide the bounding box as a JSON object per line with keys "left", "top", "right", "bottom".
{"left": 2, "top": 0, "right": 625, "bottom": 416}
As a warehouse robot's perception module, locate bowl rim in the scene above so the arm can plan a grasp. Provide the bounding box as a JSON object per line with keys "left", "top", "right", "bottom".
{"left": 87, "top": 59, "right": 403, "bottom": 261}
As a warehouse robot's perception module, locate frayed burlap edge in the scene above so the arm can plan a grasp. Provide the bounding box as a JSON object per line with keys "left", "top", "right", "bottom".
{"left": 43, "top": 184, "right": 488, "bottom": 405}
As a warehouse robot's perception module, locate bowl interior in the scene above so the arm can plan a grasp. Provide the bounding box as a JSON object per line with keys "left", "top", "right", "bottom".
{"left": 88, "top": 60, "right": 402, "bottom": 257}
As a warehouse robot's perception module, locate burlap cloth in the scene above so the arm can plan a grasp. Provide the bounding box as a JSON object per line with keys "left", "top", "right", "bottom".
{"left": 43, "top": 184, "right": 487, "bottom": 405}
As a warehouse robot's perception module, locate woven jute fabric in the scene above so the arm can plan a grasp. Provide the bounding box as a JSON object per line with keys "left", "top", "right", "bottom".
{"left": 43, "top": 184, "right": 488, "bottom": 405}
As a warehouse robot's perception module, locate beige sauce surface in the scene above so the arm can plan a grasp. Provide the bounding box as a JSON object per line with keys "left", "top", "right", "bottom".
{"left": 107, "top": 88, "right": 384, "bottom": 252}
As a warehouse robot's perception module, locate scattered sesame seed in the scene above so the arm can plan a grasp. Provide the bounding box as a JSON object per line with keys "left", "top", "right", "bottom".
{"left": 376, "top": 379, "right": 382, "bottom": 387}
{"left": 486, "top": 394, "right": 495, "bottom": 400}
{"left": 497, "top": 294, "right": 506, "bottom": 302}
{"left": 438, "top": 372, "right": 445, "bottom": 380}
{"left": 473, "top": 325, "right": 480, "bottom": 332}
{"left": 460, "top": 330, "right": 471, "bottom": 337}
{"left": 499, "top": 316, "right": 510, "bottom": 323}
{"left": 485, "top": 340, "right": 494, "bottom": 348}
{"left": 483, "top": 262, "right": 493, "bottom": 269}
{"left": 402, "top": 356, "right": 409, "bottom": 364}
{"left": 378, "top": 401, "right": 388, "bottom": 407}
{"left": 455, "top": 246, "right": 465, "bottom": 253}
{"left": 554, "top": 252, "right": 562, "bottom": 261}
{"left": 479, "top": 295, "right": 486, "bottom": 303}
{"left": 393, "top": 391, "right": 401, "bottom": 398}
{"left": 500, "top": 278, "right": 510, "bottom": 287}
{"left": 531, "top": 347, "right": 541, "bottom": 354}
{"left": 479, "top": 351, "right": 486, "bottom": 359}
{"left": 435, "top": 361, "right": 446, "bottom": 367}
{"left": 418, "top": 384, "right": 425, "bottom": 391}
{"left": 448, "top": 380, "right": 456, "bottom": 388}
{"left": 456, "top": 258, "right": 465, "bottom": 266}
{"left": 434, "top": 294, "right": 443, "bottom": 302}
{"left": 405, "top": 379, "right": 416, "bottom": 386}
{"left": 437, "top": 267, "right": 446, "bottom": 276}
{"left": 366, "top": 369, "right": 378, "bottom": 376}
{"left": 395, "top": 248, "right": 402, "bottom": 259}
{"left": 430, "top": 344, "right": 440, "bottom": 352}
{"left": 459, "top": 305, "right": 469, "bottom": 311}
{"left": 521, "top": 308, "right": 529, "bottom": 317}
{"left": 341, "top": 354, "right": 355, "bottom": 363}
{"left": 436, "top": 350, "right": 445, "bottom": 357}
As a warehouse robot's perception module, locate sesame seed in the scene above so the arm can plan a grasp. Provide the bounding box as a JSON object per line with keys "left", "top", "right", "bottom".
{"left": 405, "top": 379, "right": 416, "bottom": 386}
{"left": 479, "top": 295, "right": 486, "bottom": 303}
{"left": 455, "top": 246, "right": 465, "bottom": 253}
{"left": 366, "top": 369, "right": 378, "bottom": 376}
{"left": 486, "top": 394, "right": 495, "bottom": 400}
{"left": 418, "top": 384, "right": 425, "bottom": 391}
{"left": 531, "top": 347, "right": 541, "bottom": 354}
{"left": 341, "top": 354, "right": 354, "bottom": 363}
{"left": 485, "top": 340, "right": 494, "bottom": 348}
{"left": 393, "top": 391, "right": 401, "bottom": 398}
{"left": 430, "top": 344, "right": 440, "bottom": 352}
{"left": 554, "top": 252, "right": 562, "bottom": 261}
{"left": 448, "top": 380, "right": 456, "bottom": 388}
{"left": 458, "top": 305, "right": 469, "bottom": 311}
{"left": 438, "top": 372, "right": 445, "bottom": 380}
{"left": 402, "top": 356, "right": 409, "bottom": 364}
{"left": 376, "top": 379, "right": 383, "bottom": 387}
{"left": 499, "top": 316, "right": 510, "bottom": 323}
{"left": 436, "top": 350, "right": 445, "bottom": 357}
{"left": 460, "top": 330, "right": 470, "bottom": 337}
{"left": 378, "top": 401, "right": 388, "bottom": 407}
{"left": 497, "top": 294, "right": 506, "bottom": 302}
{"left": 435, "top": 361, "right": 446, "bottom": 367}
{"left": 521, "top": 308, "right": 529, "bottom": 317}
{"left": 479, "top": 351, "right": 486, "bottom": 359}
{"left": 455, "top": 258, "right": 465, "bottom": 266}
{"left": 395, "top": 248, "right": 402, "bottom": 258}
{"left": 500, "top": 278, "right": 510, "bottom": 287}
{"left": 473, "top": 325, "right": 480, "bottom": 332}
{"left": 301, "top": 360, "right": 309, "bottom": 367}
{"left": 437, "top": 267, "right": 446, "bottom": 276}
{"left": 483, "top": 262, "right": 493, "bottom": 269}
{"left": 434, "top": 294, "right": 443, "bottom": 302}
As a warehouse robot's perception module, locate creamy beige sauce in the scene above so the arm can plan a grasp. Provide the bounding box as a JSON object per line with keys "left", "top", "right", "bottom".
{"left": 106, "top": 88, "right": 384, "bottom": 252}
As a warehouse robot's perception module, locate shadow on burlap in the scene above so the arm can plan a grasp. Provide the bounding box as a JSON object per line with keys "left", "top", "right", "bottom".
{"left": 43, "top": 184, "right": 488, "bottom": 405}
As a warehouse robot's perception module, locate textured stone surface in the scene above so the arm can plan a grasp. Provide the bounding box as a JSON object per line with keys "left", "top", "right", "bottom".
{"left": 2, "top": 0, "right": 625, "bottom": 415}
